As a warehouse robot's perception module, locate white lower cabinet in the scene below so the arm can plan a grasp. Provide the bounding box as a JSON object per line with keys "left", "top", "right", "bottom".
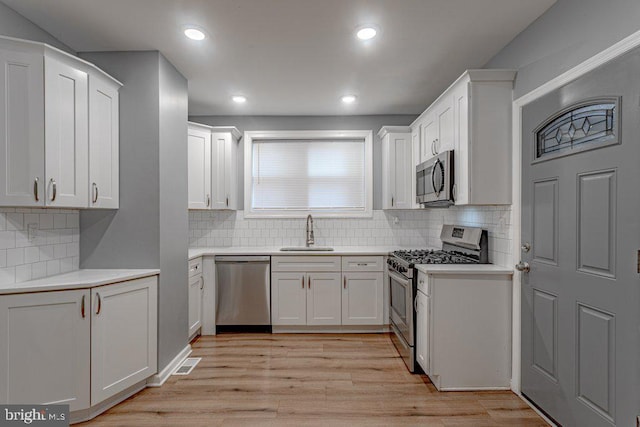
{"left": 91, "top": 276, "right": 158, "bottom": 405}
{"left": 188, "top": 258, "right": 203, "bottom": 337}
{"left": 341, "top": 272, "right": 383, "bottom": 325}
{"left": 271, "top": 256, "right": 384, "bottom": 328}
{"left": 306, "top": 272, "right": 341, "bottom": 325}
{"left": 0, "top": 289, "right": 90, "bottom": 411}
{"left": 0, "top": 275, "right": 158, "bottom": 413}
{"left": 271, "top": 272, "right": 307, "bottom": 325}
{"left": 415, "top": 269, "right": 512, "bottom": 390}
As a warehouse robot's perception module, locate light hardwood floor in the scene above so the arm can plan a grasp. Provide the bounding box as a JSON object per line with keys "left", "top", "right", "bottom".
{"left": 80, "top": 333, "right": 548, "bottom": 426}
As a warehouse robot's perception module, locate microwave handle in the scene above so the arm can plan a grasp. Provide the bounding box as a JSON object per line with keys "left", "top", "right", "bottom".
{"left": 432, "top": 158, "right": 441, "bottom": 197}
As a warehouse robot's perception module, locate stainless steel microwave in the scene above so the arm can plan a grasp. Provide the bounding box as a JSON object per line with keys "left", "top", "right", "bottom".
{"left": 416, "top": 150, "right": 454, "bottom": 207}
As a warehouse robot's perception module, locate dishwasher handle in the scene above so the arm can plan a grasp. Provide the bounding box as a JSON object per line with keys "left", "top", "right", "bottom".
{"left": 214, "top": 255, "right": 270, "bottom": 263}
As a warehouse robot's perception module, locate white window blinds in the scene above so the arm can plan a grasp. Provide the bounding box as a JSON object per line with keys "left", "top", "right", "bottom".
{"left": 251, "top": 139, "right": 366, "bottom": 212}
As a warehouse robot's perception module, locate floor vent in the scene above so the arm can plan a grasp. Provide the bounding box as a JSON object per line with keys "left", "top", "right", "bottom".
{"left": 172, "top": 357, "right": 201, "bottom": 376}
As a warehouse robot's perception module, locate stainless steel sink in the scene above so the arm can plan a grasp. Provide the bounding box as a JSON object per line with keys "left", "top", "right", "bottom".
{"left": 279, "top": 247, "right": 334, "bottom": 252}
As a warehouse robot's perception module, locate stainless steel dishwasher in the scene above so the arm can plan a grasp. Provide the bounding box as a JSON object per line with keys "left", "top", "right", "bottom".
{"left": 215, "top": 256, "right": 271, "bottom": 332}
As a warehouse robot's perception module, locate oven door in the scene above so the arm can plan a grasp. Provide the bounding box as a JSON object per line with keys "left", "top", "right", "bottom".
{"left": 388, "top": 269, "right": 414, "bottom": 346}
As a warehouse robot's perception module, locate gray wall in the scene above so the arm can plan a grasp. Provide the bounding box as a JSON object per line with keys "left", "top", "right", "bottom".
{"left": 0, "top": 1, "right": 74, "bottom": 53}
{"left": 158, "top": 54, "right": 189, "bottom": 369}
{"left": 485, "top": 0, "right": 640, "bottom": 98}
{"left": 80, "top": 51, "right": 188, "bottom": 371}
{"left": 188, "top": 115, "right": 417, "bottom": 210}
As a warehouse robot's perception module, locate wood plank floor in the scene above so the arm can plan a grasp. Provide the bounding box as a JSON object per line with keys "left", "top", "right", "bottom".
{"left": 79, "top": 333, "right": 548, "bottom": 426}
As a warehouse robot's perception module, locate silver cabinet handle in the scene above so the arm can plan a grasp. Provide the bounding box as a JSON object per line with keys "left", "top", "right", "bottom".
{"left": 431, "top": 140, "right": 435, "bottom": 155}
{"left": 49, "top": 178, "right": 57, "bottom": 202}
{"left": 96, "top": 293, "right": 102, "bottom": 315}
{"left": 414, "top": 296, "right": 418, "bottom": 313}
{"left": 515, "top": 261, "right": 530, "bottom": 273}
{"left": 92, "top": 182, "right": 99, "bottom": 204}
{"left": 301, "top": 276, "right": 305, "bottom": 289}
{"left": 226, "top": 196, "right": 229, "bottom": 207}
{"left": 343, "top": 276, "right": 347, "bottom": 289}
{"left": 200, "top": 276, "right": 204, "bottom": 290}
{"left": 81, "top": 294, "right": 85, "bottom": 318}
{"left": 391, "top": 196, "right": 394, "bottom": 207}
{"left": 308, "top": 276, "right": 311, "bottom": 289}
{"left": 452, "top": 184, "right": 457, "bottom": 201}
{"left": 434, "top": 138, "right": 439, "bottom": 154}
{"left": 206, "top": 194, "right": 210, "bottom": 207}
{"left": 34, "top": 177, "right": 39, "bottom": 202}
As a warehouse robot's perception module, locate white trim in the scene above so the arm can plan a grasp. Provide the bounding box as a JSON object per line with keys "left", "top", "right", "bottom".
{"left": 146, "top": 344, "right": 192, "bottom": 387}
{"left": 510, "top": 28, "right": 640, "bottom": 395}
{"left": 243, "top": 130, "right": 374, "bottom": 219}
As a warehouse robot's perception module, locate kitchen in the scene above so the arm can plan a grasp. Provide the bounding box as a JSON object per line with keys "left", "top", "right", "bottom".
{"left": 0, "top": 1, "right": 638, "bottom": 425}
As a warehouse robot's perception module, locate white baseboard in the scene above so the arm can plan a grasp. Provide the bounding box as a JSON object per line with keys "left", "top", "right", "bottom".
{"left": 146, "top": 344, "right": 192, "bottom": 387}
{"left": 70, "top": 380, "right": 146, "bottom": 424}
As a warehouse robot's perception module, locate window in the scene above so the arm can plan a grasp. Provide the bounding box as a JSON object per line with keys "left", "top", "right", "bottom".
{"left": 244, "top": 130, "right": 373, "bottom": 218}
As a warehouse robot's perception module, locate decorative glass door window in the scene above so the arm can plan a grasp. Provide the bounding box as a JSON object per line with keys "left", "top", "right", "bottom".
{"left": 533, "top": 98, "right": 619, "bottom": 162}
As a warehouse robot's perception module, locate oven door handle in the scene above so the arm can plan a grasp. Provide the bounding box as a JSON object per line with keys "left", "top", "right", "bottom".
{"left": 388, "top": 270, "right": 411, "bottom": 287}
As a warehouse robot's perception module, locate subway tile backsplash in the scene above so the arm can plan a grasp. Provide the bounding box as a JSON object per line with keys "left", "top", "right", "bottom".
{"left": 0, "top": 208, "right": 80, "bottom": 285}
{"left": 189, "top": 206, "right": 513, "bottom": 267}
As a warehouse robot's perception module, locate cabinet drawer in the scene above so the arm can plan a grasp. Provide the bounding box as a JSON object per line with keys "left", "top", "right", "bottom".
{"left": 342, "top": 256, "right": 383, "bottom": 272}
{"left": 271, "top": 256, "right": 341, "bottom": 272}
{"left": 189, "top": 257, "right": 202, "bottom": 277}
{"left": 417, "top": 271, "right": 430, "bottom": 296}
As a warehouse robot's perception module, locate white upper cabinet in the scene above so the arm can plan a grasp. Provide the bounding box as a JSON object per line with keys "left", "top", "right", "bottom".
{"left": 88, "top": 73, "right": 120, "bottom": 208}
{"left": 411, "top": 69, "right": 516, "bottom": 205}
{"left": 0, "top": 36, "right": 121, "bottom": 209}
{"left": 188, "top": 123, "right": 212, "bottom": 209}
{"left": 187, "top": 123, "right": 241, "bottom": 210}
{"left": 452, "top": 70, "right": 515, "bottom": 205}
{"left": 379, "top": 126, "right": 412, "bottom": 210}
{"left": 44, "top": 55, "right": 88, "bottom": 208}
{"left": 0, "top": 47, "right": 45, "bottom": 206}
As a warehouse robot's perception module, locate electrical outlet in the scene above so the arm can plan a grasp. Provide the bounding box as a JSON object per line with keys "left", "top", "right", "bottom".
{"left": 27, "top": 223, "right": 38, "bottom": 241}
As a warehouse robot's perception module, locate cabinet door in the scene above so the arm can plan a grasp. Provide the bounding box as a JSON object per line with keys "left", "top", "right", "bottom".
{"left": 435, "top": 96, "right": 454, "bottom": 154}
{"left": 44, "top": 55, "right": 88, "bottom": 208}
{"left": 91, "top": 276, "right": 158, "bottom": 405}
{"left": 225, "top": 133, "right": 238, "bottom": 210}
{"left": 88, "top": 73, "right": 119, "bottom": 208}
{"left": 0, "top": 49, "right": 45, "bottom": 206}
{"left": 416, "top": 290, "right": 430, "bottom": 374}
{"left": 188, "top": 127, "right": 212, "bottom": 209}
{"left": 188, "top": 274, "right": 203, "bottom": 337}
{"left": 421, "top": 114, "right": 437, "bottom": 162}
{"left": 211, "top": 132, "right": 230, "bottom": 209}
{"left": 307, "top": 272, "right": 341, "bottom": 325}
{"left": 391, "top": 134, "right": 412, "bottom": 209}
{"left": 342, "top": 272, "right": 383, "bottom": 325}
{"left": 272, "top": 272, "right": 306, "bottom": 325}
{"left": 0, "top": 290, "right": 90, "bottom": 411}
{"left": 453, "top": 82, "right": 470, "bottom": 205}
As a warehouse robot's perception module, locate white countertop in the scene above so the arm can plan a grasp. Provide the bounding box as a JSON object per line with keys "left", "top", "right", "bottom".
{"left": 415, "top": 264, "right": 513, "bottom": 275}
{"left": 0, "top": 269, "right": 161, "bottom": 295}
{"left": 189, "top": 246, "right": 401, "bottom": 259}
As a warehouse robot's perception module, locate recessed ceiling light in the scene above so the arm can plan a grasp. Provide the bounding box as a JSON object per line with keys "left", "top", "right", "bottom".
{"left": 356, "top": 27, "right": 377, "bottom": 40}
{"left": 232, "top": 95, "right": 247, "bottom": 104}
{"left": 184, "top": 27, "right": 206, "bottom": 41}
{"left": 341, "top": 95, "right": 357, "bottom": 104}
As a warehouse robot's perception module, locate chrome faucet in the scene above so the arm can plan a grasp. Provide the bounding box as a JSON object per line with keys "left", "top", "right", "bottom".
{"left": 306, "top": 214, "right": 315, "bottom": 247}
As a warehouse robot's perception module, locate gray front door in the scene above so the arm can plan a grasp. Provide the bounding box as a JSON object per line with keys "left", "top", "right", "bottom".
{"left": 521, "top": 48, "right": 640, "bottom": 426}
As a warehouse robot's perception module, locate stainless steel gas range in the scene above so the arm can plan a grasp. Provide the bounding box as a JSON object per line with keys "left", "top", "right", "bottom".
{"left": 387, "top": 224, "right": 488, "bottom": 372}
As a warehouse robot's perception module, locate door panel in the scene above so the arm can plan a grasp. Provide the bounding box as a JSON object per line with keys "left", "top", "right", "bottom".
{"left": 521, "top": 47, "right": 640, "bottom": 426}
{"left": 307, "top": 272, "right": 341, "bottom": 325}
{"left": 188, "top": 127, "right": 211, "bottom": 209}
{"left": 271, "top": 272, "right": 306, "bottom": 325}
{"left": 577, "top": 170, "right": 616, "bottom": 277}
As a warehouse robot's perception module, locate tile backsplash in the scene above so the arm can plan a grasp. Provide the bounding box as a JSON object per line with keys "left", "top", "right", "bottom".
{"left": 189, "top": 206, "right": 513, "bottom": 266}
{"left": 0, "top": 208, "right": 80, "bottom": 285}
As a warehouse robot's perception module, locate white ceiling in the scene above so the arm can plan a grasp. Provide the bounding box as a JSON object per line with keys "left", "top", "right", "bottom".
{"left": 3, "top": 0, "right": 556, "bottom": 116}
